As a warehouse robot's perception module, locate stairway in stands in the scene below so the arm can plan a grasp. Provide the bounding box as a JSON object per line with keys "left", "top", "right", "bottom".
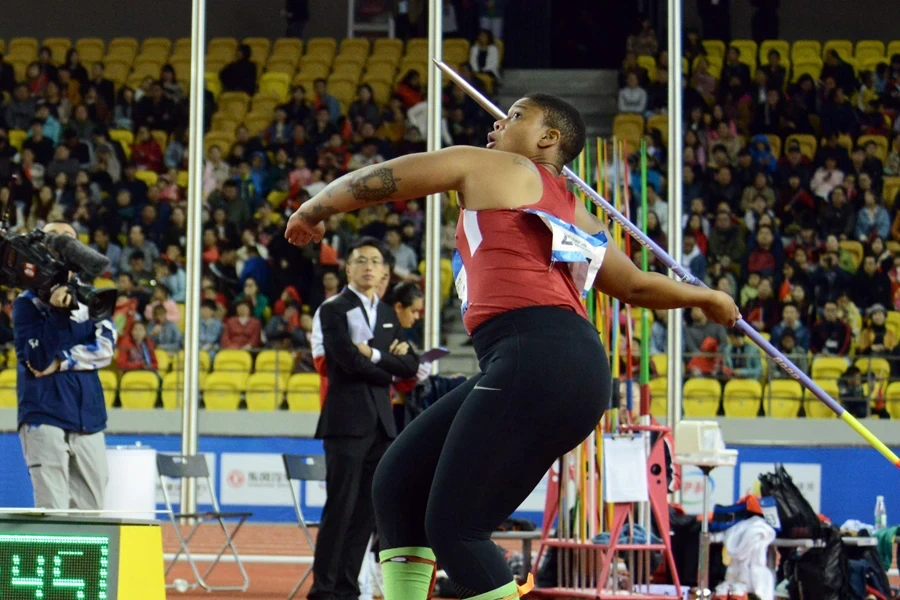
{"left": 495, "top": 69, "right": 619, "bottom": 138}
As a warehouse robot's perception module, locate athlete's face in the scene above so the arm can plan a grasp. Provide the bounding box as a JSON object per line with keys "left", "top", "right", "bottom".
{"left": 487, "top": 99, "right": 556, "bottom": 158}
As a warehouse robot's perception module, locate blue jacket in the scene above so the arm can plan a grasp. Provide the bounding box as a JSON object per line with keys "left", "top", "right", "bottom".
{"left": 13, "top": 291, "right": 117, "bottom": 433}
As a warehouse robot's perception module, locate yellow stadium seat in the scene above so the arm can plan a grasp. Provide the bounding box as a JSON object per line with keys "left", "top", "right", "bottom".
{"left": 204, "top": 72, "right": 222, "bottom": 98}
{"left": 722, "top": 380, "right": 762, "bottom": 417}
{"left": 98, "top": 370, "right": 118, "bottom": 408}
{"left": 255, "top": 350, "right": 294, "bottom": 374}
{"left": 647, "top": 377, "right": 668, "bottom": 420}
{"left": 218, "top": 92, "right": 250, "bottom": 120}
{"left": 822, "top": 39, "right": 853, "bottom": 61}
{"left": 612, "top": 114, "right": 644, "bottom": 149}
{"left": 885, "top": 381, "right": 900, "bottom": 421}
{"left": 811, "top": 356, "right": 850, "bottom": 380}
{"left": 8, "top": 59, "right": 28, "bottom": 83}
{"left": 205, "top": 56, "right": 226, "bottom": 73}
{"left": 160, "top": 372, "right": 208, "bottom": 410}
{"left": 791, "top": 40, "right": 821, "bottom": 63}
{"left": 296, "top": 61, "right": 331, "bottom": 81}
{"left": 650, "top": 354, "right": 667, "bottom": 378}
{"left": 202, "top": 372, "right": 245, "bottom": 410}
{"left": 326, "top": 78, "right": 357, "bottom": 104}
{"left": 168, "top": 59, "right": 191, "bottom": 82}
{"left": 406, "top": 37, "right": 428, "bottom": 55}
{"left": 272, "top": 38, "right": 303, "bottom": 61}
{"left": 103, "top": 61, "right": 130, "bottom": 86}
{"left": 213, "top": 349, "right": 253, "bottom": 374}
{"left": 208, "top": 37, "right": 238, "bottom": 59}
{"left": 242, "top": 37, "right": 272, "bottom": 64}
{"left": 5, "top": 348, "right": 17, "bottom": 369}
{"left": 259, "top": 72, "right": 291, "bottom": 101}
{"left": 759, "top": 40, "right": 790, "bottom": 62}
{"left": 170, "top": 37, "right": 192, "bottom": 59}
{"left": 170, "top": 350, "right": 211, "bottom": 373}
{"left": 141, "top": 37, "right": 171, "bottom": 56}
{"left": 245, "top": 373, "right": 286, "bottom": 411}
{"left": 373, "top": 37, "right": 403, "bottom": 56}
{"left": 43, "top": 38, "right": 72, "bottom": 65}
{"left": 211, "top": 113, "right": 239, "bottom": 134}
{"left": 883, "top": 177, "right": 900, "bottom": 210}
{"left": 106, "top": 39, "right": 138, "bottom": 65}
{"left": 682, "top": 379, "right": 721, "bottom": 418}
{"left": 730, "top": 39, "right": 758, "bottom": 69}
{"left": 7, "top": 38, "right": 38, "bottom": 61}
{"left": 365, "top": 79, "right": 391, "bottom": 106}
{"left": 839, "top": 240, "right": 863, "bottom": 270}
{"left": 204, "top": 132, "right": 235, "bottom": 156}
{"left": 785, "top": 134, "right": 816, "bottom": 161}
{"left": 76, "top": 38, "right": 106, "bottom": 63}
{"left": 92, "top": 277, "right": 115, "bottom": 289}
{"left": 765, "top": 380, "right": 802, "bottom": 418}
{"left": 251, "top": 93, "right": 281, "bottom": 114}
{"left": 855, "top": 40, "right": 885, "bottom": 64}
{"left": 806, "top": 379, "right": 839, "bottom": 418}
{"left": 855, "top": 357, "right": 890, "bottom": 381}
{"left": 155, "top": 349, "right": 173, "bottom": 374}
{"left": 7, "top": 130, "right": 27, "bottom": 151}
{"left": 150, "top": 129, "right": 168, "bottom": 152}
{"left": 701, "top": 39, "right": 725, "bottom": 59}
{"left": 365, "top": 61, "right": 396, "bottom": 81}
{"left": 286, "top": 373, "right": 321, "bottom": 412}
{"left": 337, "top": 49, "right": 369, "bottom": 67}
{"left": 765, "top": 134, "right": 782, "bottom": 159}
{"left": 119, "top": 370, "right": 160, "bottom": 410}
{"left": 266, "top": 59, "right": 297, "bottom": 77}
{"left": 244, "top": 116, "right": 271, "bottom": 137}
{"left": 637, "top": 55, "right": 657, "bottom": 81}
{"left": 333, "top": 55, "right": 365, "bottom": 74}
{"left": 134, "top": 170, "right": 158, "bottom": 187}
{"left": 443, "top": 39, "right": 470, "bottom": 65}
{"left": 0, "top": 369, "right": 17, "bottom": 408}
{"left": 791, "top": 61, "right": 822, "bottom": 83}
{"left": 646, "top": 114, "right": 668, "bottom": 146}
{"left": 888, "top": 41, "right": 900, "bottom": 59}
{"left": 341, "top": 37, "right": 370, "bottom": 54}
{"left": 307, "top": 37, "right": 338, "bottom": 54}
{"left": 858, "top": 135, "right": 888, "bottom": 161}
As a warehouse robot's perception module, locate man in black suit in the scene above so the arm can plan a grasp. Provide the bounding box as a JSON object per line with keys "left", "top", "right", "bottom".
{"left": 311, "top": 236, "right": 419, "bottom": 600}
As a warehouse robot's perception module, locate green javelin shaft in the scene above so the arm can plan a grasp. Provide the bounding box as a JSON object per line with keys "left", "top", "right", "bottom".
{"left": 640, "top": 139, "right": 650, "bottom": 386}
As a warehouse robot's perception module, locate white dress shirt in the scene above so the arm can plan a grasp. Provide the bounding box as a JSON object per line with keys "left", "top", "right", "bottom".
{"left": 347, "top": 284, "right": 383, "bottom": 364}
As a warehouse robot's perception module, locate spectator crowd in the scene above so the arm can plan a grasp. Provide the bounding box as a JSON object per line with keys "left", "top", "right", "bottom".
{"left": 0, "top": 22, "right": 504, "bottom": 390}
{"left": 621, "top": 21, "right": 900, "bottom": 417}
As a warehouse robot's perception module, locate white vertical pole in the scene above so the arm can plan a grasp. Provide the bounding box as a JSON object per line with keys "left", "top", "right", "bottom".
{"left": 666, "top": 0, "right": 684, "bottom": 446}
{"left": 425, "top": 0, "right": 443, "bottom": 368}
{"left": 180, "top": 0, "right": 207, "bottom": 515}
{"left": 348, "top": 0, "right": 355, "bottom": 38}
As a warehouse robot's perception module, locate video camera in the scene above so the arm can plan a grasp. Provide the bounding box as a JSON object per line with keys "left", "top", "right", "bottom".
{"left": 0, "top": 223, "right": 117, "bottom": 322}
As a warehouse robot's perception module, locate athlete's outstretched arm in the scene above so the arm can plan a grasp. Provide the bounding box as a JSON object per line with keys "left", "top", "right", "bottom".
{"left": 574, "top": 202, "right": 740, "bottom": 326}
{"left": 286, "top": 147, "right": 474, "bottom": 245}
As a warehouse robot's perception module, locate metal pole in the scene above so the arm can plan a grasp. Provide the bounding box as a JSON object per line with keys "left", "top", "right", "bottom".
{"left": 180, "top": 0, "right": 206, "bottom": 515}
{"left": 424, "top": 0, "right": 443, "bottom": 369}
{"left": 666, "top": 0, "right": 684, "bottom": 451}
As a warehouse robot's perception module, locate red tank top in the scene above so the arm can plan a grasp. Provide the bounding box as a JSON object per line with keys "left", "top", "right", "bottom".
{"left": 454, "top": 164, "right": 589, "bottom": 334}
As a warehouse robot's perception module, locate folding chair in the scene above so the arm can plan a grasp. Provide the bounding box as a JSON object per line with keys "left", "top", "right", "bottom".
{"left": 282, "top": 454, "right": 385, "bottom": 600}
{"left": 157, "top": 454, "right": 252, "bottom": 592}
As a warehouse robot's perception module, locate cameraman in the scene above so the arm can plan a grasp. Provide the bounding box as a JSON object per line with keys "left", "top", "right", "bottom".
{"left": 13, "top": 222, "right": 117, "bottom": 510}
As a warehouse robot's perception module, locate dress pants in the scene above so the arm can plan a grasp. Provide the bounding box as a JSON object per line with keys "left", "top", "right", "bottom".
{"left": 309, "top": 428, "right": 391, "bottom": 600}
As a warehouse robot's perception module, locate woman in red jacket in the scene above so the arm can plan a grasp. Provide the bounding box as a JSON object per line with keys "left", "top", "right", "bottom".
{"left": 220, "top": 300, "right": 262, "bottom": 350}
{"left": 116, "top": 321, "right": 159, "bottom": 371}
{"left": 132, "top": 125, "right": 164, "bottom": 173}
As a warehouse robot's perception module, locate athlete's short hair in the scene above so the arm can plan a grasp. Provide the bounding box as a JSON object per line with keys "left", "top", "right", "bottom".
{"left": 524, "top": 93, "right": 586, "bottom": 167}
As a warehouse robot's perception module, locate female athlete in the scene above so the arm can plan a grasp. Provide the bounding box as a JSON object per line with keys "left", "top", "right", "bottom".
{"left": 286, "top": 93, "right": 739, "bottom": 600}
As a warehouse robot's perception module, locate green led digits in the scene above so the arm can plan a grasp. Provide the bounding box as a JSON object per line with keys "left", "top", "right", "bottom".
{"left": 0, "top": 535, "right": 109, "bottom": 599}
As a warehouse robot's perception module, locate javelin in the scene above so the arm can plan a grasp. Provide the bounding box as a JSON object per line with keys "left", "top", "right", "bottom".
{"left": 433, "top": 59, "right": 900, "bottom": 469}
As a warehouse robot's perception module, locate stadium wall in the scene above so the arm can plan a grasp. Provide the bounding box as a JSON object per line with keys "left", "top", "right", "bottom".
{"left": 0, "top": 0, "right": 348, "bottom": 41}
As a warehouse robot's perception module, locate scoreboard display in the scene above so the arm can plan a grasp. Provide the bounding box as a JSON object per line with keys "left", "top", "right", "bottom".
{"left": 0, "top": 517, "right": 163, "bottom": 600}
{"left": 0, "top": 534, "right": 113, "bottom": 599}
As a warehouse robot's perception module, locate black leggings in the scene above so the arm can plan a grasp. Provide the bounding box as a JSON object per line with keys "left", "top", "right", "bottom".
{"left": 372, "top": 306, "right": 611, "bottom": 595}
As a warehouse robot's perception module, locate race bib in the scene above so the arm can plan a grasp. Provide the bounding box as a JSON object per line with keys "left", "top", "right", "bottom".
{"left": 524, "top": 209, "right": 609, "bottom": 297}
{"left": 759, "top": 496, "right": 782, "bottom": 532}
{"left": 451, "top": 250, "right": 469, "bottom": 318}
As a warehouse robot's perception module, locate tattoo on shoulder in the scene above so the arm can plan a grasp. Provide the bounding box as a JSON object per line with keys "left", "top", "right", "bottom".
{"left": 512, "top": 156, "right": 540, "bottom": 175}
{"left": 349, "top": 167, "right": 402, "bottom": 203}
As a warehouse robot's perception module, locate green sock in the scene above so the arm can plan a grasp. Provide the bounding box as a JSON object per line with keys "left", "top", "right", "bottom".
{"left": 467, "top": 580, "right": 520, "bottom": 600}
{"left": 379, "top": 546, "right": 436, "bottom": 600}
